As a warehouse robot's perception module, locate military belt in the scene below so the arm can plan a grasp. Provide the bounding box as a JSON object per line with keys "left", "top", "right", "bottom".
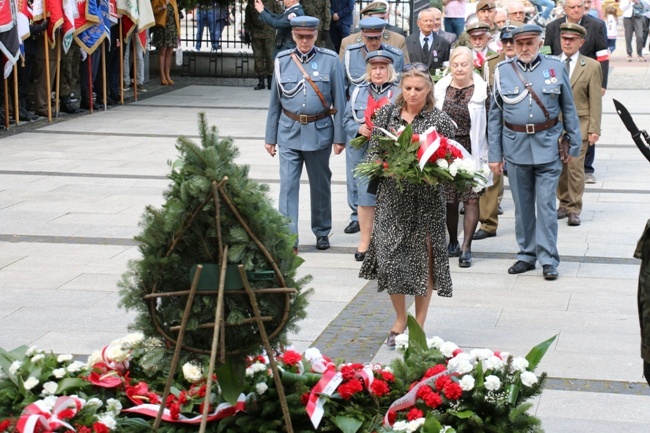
{"left": 282, "top": 108, "right": 337, "bottom": 124}
{"left": 504, "top": 118, "right": 558, "bottom": 134}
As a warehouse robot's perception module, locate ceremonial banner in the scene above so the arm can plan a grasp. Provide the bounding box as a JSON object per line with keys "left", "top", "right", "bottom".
{"left": 74, "top": 0, "right": 110, "bottom": 53}
{"left": 118, "top": 0, "right": 153, "bottom": 50}
{"left": 0, "top": 0, "right": 20, "bottom": 78}
{"left": 32, "top": 0, "right": 63, "bottom": 46}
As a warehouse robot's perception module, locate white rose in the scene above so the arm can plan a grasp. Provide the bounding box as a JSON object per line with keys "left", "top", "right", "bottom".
{"left": 255, "top": 382, "right": 268, "bottom": 395}
{"left": 406, "top": 418, "right": 425, "bottom": 432}
{"left": 105, "top": 344, "right": 129, "bottom": 363}
{"left": 87, "top": 398, "right": 103, "bottom": 408}
{"left": 459, "top": 375, "right": 475, "bottom": 391}
{"left": 23, "top": 376, "right": 39, "bottom": 391}
{"left": 427, "top": 336, "right": 444, "bottom": 349}
{"left": 520, "top": 371, "right": 538, "bottom": 387}
{"left": 484, "top": 375, "right": 501, "bottom": 391}
{"left": 436, "top": 158, "right": 449, "bottom": 169}
{"left": 41, "top": 381, "right": 58, "bottom": 396}
{"left": 25, "top": 346, "right": 39, "bottom": 356}
{"left": 87, "top": 350, "right": 102, "bottom": 367}
{"left": 395, "top": 334, "right": 409, "bottom": 350}
{"left": 9, "top": 360, "right": 22, "bottom": 375}
{"left": 182, "top": 362, "right": 203, "bottom": 383}
{"left": 57, "top": 354, "right": 74, "bottom": 363}
{"left": 106, "top": 398, "right": 122, "bottom": 415}
{"left": 95, "top": 413, "right": 117, "bottom": 430}
{"left": 52, "top": 368, "right": 66, "bottom": 379}
{"left": 511, "top": 357, "right": 529, "bottom": 373}
{"left": 440, "top": 341, "right": 459, "bottom": 358}
{"left": 31, "top": 354, "right": 45, "bottom": 363}
{"left": 66, "top": 360, "right": 86, "bottom": 373}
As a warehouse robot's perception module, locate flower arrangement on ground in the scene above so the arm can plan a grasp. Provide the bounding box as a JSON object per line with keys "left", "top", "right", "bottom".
{"left": 354, "top": 124, "right": 489, "bottom": 192}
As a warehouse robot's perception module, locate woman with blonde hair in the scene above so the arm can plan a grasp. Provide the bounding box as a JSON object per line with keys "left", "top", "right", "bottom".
{"left": 152, "top": 0, "right": 181, "bottom": 85}
{"left": 434, "top": 46, "right": 490, "bottom": 268}
{"left": 360, "top": 63, "right": 456, "bottom": 348}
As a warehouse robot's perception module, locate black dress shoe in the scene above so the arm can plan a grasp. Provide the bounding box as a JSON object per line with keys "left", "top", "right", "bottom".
{"left": 60, "top": 102, "right": 81, "bottom": 114}
{"left": 18, "top": 109, "right": 39, "bottom": 122}
{"left": 542, "top": 265, "right": 558, "bottom": 280}
{"left": 344, "top": 221, "right": 360, "bottom": 234}
{"left": 354, "top": 251, "right": 366, "bottom": 261}
{"left": 459, "top": 250, "right": 472, "bottom": 268}
{"left": 447, "top": 242, "right": 461, "bottom": 257}
{"left": 508, "top": 260, "right": 535, "bottom": 274}
{"left": 473, "top": 229, "right": 496, "bottom": 240}
{"left": 316, "top": 236, "right": 330, "bottom": 250}
{"left": 498, "top": 205, "right": 504, "bottom": 215}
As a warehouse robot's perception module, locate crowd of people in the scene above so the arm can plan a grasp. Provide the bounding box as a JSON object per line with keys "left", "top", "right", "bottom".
{"left": 259, "top": 0, "right": 615, "bottom": 347}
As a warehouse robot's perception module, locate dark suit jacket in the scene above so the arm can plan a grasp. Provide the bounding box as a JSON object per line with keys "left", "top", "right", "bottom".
{"left": 405, "top": 32, "right": 451, "bottom": 71}
{"left": 438, "top": 30, "right": 457, "bottom": 45}
{"left": 544, "top": 14, "right": 609, "bottom": 89}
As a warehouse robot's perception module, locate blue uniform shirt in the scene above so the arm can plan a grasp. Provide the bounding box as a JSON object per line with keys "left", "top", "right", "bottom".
{"left": 342, "top": 43, "right": 404, "bottom": 95}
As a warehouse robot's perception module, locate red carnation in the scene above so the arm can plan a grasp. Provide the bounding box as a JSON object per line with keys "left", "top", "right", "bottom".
{"left": 170, "top": 402, "right": 181, "bottom": 420}
{"left": 340, "top": 365, "right": 356, "bottom": 381}
{"left": 76, "top": 427, "right": 92, "bottom": 433}
{"left": 57, "top": 408, "right": 76, "bottom": 420}
{"left": 370, "top": 379, "right": 390, "bottom": 397}
{"left": 178, "top": 390, "right": 188, "bottom": 405}
{"left": 416, "top": 385, "right": 433, "bottom": 399}
{"left": 423, "top": 391, "right": 443, "bottom": 409}
{"left": 165, "top": 394, "right": 175, "bottom": 407}
{"left": 435, "top": 375, "right": 453, "bottom": 391}
{"left": 338, "top": 379, "right": 363, "bottom": 399}
{"left": 92, "top": 423, "right": 109, "bottom": 433}
{"left": 0, "top": 420, "right": 12, "bottom": 432}
{"left": 282, "top": 350, "right": 302, "bottom": 366}
{"left": 146, "top": 392, "right": 160, "bottom": 404}
{"left": 387, "top": 410, "right": 397, "bottom": 425}
{"left": 300, "top": 392, "right": 310, "bottom": 405}
{"left": 383, "top": 162, "right": 389, "bottom": 170}
{"left": 381, "top": 371, "right": 395, "bottom": 382}
{"left": 443, "top": 382, "right": 463, "bottom": 400}
{"left": 407, "top": 408, "right": 424, "bottom": 421}
{"left": 424, "top": 364, "right": 447, "bottom": 378}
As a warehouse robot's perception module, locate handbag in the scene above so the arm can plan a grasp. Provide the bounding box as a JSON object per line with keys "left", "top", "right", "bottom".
{"left": 175, "top": 45, "right": 183, "bottom": 66}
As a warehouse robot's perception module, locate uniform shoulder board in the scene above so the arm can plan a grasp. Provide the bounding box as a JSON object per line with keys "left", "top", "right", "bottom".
{"left": 347, "top": 42, "right": 365, "bottom": 51}
{"left": 544, "top": 54, "right": 563, "bottom": 63}
{"left": 486, "top": 52, "right": 500, "bottom": 61}
{"left": 383, "top": 45, "right": 402, "bottom": 55}
{"left": 316, "top": 46, "right": 338, "bottom": 57}
{"left": 495, "top": 57, "right": 514, "bottom": 69}
{"left": 276, "top": 48, "right": 295, "bottom": 58}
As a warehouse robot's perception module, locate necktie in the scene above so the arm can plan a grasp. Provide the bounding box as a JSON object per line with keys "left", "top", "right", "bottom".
{"left": 565, "top": 57, "right": 571, "bottom": 76}
{"left": 423, "top": 37, "right": 429, "bottom": 54}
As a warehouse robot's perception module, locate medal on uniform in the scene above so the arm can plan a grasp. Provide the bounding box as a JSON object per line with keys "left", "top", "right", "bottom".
{"left": 549, "top": 69, "right": 557, "bottom": 83}
{"left": 311, "top": 62, "right": 318, "bottom": 71}
{"left": 543, "top": 69, "right": 550, "bottom": 84}
{"left": 433, "top": 50, "right": 438, "bottom": 63}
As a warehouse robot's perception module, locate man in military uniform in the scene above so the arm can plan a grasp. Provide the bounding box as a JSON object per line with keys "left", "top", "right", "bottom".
{"left": 255, "top": 0, "right": 305, "bottom": 56}
{"left": 338, "top": 1, "right": 410, "bottom": 62}
{"left": 264, "top": 16, "right": 346, "bottom": 251}
{"left": 329, "top": 0, "right": 355, "bottom": 53}
{"left": 488, "top": 24, "right": 581, "bottom": 280}
{"left": 247, "top": 0, "right": 284, "bottom": 90}
{"left": 635, "top": 220, "right": 650, "bottom": 386}
{"left": 455, "top": 0, "right": 501, "bottom": 51}
{"left": 301, "top": 0, "right": 333, "bottom": 49}
{"left": 341, "top": 16, "right": 404, "bottom": 235}
{"left": 405, "top": 8, "right": 452, "bottom": 73}
{"left": 474, "top": 23, "right": 521, "bottom": 241}
{"left": 556, "top": 22, "right": 602, "bottom": 227}
{"left": 466, "top": 22, "right": 500, "bottom": 83}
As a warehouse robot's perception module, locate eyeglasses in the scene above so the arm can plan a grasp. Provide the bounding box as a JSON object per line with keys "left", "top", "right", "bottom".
{"left": 403, "top": 63, "right": 429, "bottom": 73}
{"left": 293, "top": 33, "right": 316, "bottom": 40}
{"left": 502, "top": 39, "right": 515, "bottom": 45}
{"left": 364, "top": 35, "right": 382, "bottom": 41}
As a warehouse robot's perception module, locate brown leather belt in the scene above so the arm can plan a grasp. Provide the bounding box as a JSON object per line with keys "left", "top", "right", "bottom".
{"left": 504, "top": 118, "right": 558, "bottom": 134}
{"left": 282, "top": 108, "right": 337, "bottom": 125}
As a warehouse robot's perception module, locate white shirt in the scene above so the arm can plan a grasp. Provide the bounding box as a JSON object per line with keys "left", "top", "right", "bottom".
{"left": 560, "top": 51, "right": 580, "bottom": 79}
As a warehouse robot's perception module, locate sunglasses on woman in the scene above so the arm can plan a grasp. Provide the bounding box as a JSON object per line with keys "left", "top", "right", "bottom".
{"left": 403, "top": 63, "right": 429, "bottom": 73}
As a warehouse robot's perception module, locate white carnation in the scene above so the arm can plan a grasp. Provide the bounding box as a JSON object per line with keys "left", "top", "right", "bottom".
{"left": 255, "top": 382, "right": 268, "bottom": 395}
{"left": 121, "top": 332, "right": 145, "bottom": 346}
{"left": 448, "top": 160, "right": 459, "bottom": 177}
{"left": 31, "top": 354, "right": 45, "bottom": 363}
{"left": 42, "top": 395, "right": 57, "bottom": 411}
{"left": 245, "top": 366, "right": 255, "bottom": 377}
{"left": 253, "top": 363, "right": 267, "bottom": 373}
{"left": 66, "top": 360, "right": 86, "bottom": 373}
{"left": 23, "top": 376, "right": 39, "bottom": 391}
{"left": 182, "top": 362, "right": 203, "bottom": 383}
{"left": 25, "top": 346, "right": 39, "bottom": 356}
{"left": 395, "top": 334, "right": 409, "bottom": 350}
{"left": 436, "top": 158, "right": 449, "bottom": 169}
{"left": 482, "top": 355, "right": 504, "bottom": 372}
{"left": 427, "top": 336, "right": 444, "bottom": 349}
{"left": 106, "top": 398, "right": 122, "bottom": 415}
{"left": 484, "top": 375, "right": 501, "bottom": 391}
{"left": 520, "top": 371, "right": 538, "bottom": 387}
{"left": 406, "top": 418, "right": 425, "bottom": 432}
{"left": 41, "top": 381, "right": 58, "bottom": 396}
{"left": 87, "top": 398, "right": 103, "bottom": 408}
{"left": 87, "top": 350, "right": 102, "bottom": 367}
{"left": 304, "top": 347, "right": 323, "bottom": 363}
{"left": 52, "top": 368, "right": 66, "bottom": 379}
{"left": 448, "top": 355, "right": 474, "bottom": 375}
{"left": 95, "top": 413, "right": 117, "bottom": 430}
{"left": 440, "top": 341, "right": 459, "bottom": 358}
{"left": 392, "top": 421, "right": 408, "bottom": 431}
{"left": 57, "top": 354, "right": 74, "bottom": 363}
{"left": 9, "top": 360, "right": 22, "bottom": 375}
{"left": 105, "top": 344, "right": 129, "bottom": 363}
{"left": 511, "top": 357, "right": 529, "bottom": 372}
{"left": 459, "top": 375, "right": 475, "bottom": 391}
{"left": 469, "top": 348, "right": 493, "bottom": 361}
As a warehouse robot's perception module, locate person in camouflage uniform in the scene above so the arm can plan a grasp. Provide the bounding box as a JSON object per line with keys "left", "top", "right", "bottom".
{"left": 301, "top": 0, "right": 333, "bottom": 49}
{"left": 634, "top": 219, "right": 650, "bottom": 386}
{"left": 246, "top": 0, "right": 284, "bottom": 90}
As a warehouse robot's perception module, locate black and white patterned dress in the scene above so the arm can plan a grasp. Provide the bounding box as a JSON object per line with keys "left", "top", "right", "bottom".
{"left": 359, "top": 103, "right": 457, "bottom": 297}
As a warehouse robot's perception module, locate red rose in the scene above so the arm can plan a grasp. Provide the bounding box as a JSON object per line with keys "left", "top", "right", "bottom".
{"left": 92, "top": 422, "right": 110, "bottom": 433}
{"left": 407, "top": 408, "right": 424, "bottom": 421}
{"left": 282, "top": 350, "right": 302, "bottom": 366}
{"left": 435, "top": 375, "right": 453, "bottom": 391}
{"left": 443, "top": 382, "right": 463, "bottom": 400}
{"left": 370, "top": 379, "right": 390, "bottom": 397}
{"left": 423, "top": 392, "right": 443, "bottom": 409}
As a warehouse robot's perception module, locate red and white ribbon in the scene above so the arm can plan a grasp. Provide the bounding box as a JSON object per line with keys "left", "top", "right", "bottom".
{"left": 122, "top": 393, "right": 246, "bottom": 424}
{"left": 17, "top": 396, "right": 85, "bottom": 433}
{"left": 306, "top": 369, "right": 344, "bottom": 429}
{"left": 383, "top": 371, "right": 447, "bottom": 427}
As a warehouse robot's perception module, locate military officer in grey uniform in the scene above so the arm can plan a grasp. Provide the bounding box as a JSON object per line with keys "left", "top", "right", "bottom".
{"left": 488, "top": 24, "right": 581, "bottom": 280}
{"left": 265, "top": 16, "right": 346, "bottom": 251}
{"left": 255, "top": 0, "right": 305, "bottom": 56}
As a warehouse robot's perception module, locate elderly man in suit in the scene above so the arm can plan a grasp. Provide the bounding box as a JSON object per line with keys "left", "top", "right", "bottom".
{"left": 338, "top": 0, "right": 410, "bottom": 62}
{"left": 430, "top": 7, "right": 458, "bottom": 44}
{"left": 556, "top": 23, "right": 602, "bottom": 226}
{"left": 488, "top": 24, "right": 581, "bottom": 280}
{"left": 544, "top": 0, "right": 609, "bottom": 184}
{"left": 405, "top": 8, "right": 452, "bottom": 72}
{"left": 264, "top": 16, "right": 346, "bottom": 251}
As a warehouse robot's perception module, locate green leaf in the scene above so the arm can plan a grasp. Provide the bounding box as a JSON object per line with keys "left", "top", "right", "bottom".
{"left": 332, "top": 415, "right": 363, "bottom": 433}
{"left": 55, "top": 377, "right": 90, "bottom": 395}
{"left": 447, "top": 409, "right": 476, "bottom": 419}
{"left": 525, "top": 335, "right": 557, "bottom": 370}
{"left": 422, "top": 412, "right": 443, "bottom": 433}
{"left": 215, "top": 361, "right": 245, "bottom": 406}
{"left": 406, "top": 314, "right": 427, "bottom": 353}
{"left": 507, "top": 382, "right": 520, "bottom": 405}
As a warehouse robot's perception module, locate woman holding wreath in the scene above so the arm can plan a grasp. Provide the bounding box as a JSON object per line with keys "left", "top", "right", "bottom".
{"left": 343, "top": 50, "right": 400, "bottom": 262}
{"left": 360, "top": 63, "right": 456, "bottom": 349}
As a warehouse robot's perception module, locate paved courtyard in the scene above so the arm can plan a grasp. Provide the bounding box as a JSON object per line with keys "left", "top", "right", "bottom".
{"left": 1, "top": 49, "right": 649, "bottom": 431}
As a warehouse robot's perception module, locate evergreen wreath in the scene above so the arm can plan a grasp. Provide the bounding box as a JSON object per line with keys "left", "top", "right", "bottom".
{"left": 119, "top": 113, "right": 311, "bottom": 366}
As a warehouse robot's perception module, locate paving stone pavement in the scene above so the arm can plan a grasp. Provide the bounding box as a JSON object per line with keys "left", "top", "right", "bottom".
{"left": 1, "top": 48, "right": 649, "bottom": 431}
